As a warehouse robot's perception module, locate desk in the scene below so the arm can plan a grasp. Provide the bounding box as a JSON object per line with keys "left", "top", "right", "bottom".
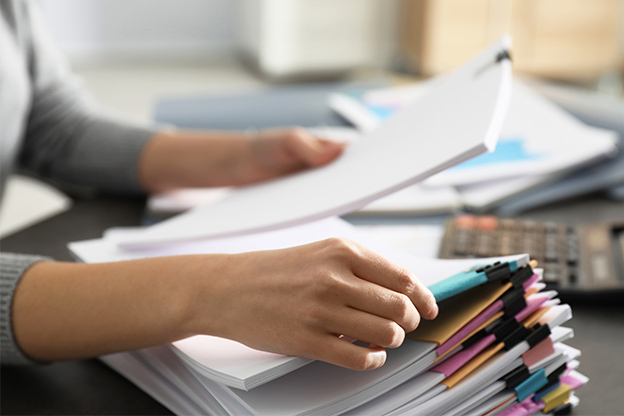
{"left": 2, "top": 195, "right": 623, "bottom": 415}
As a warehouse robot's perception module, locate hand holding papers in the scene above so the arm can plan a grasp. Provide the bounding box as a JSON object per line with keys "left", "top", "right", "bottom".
{"left": 115, "top": 37, "right": 512, "bottom": 249}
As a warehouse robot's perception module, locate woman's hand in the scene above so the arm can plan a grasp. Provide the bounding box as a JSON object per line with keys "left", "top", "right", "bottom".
{"left": 138, "top": 128, "right": 345, "bottom": 193}
{"left": 13, "top": 239, "right": 437, "bottom": 370}
{"left": 245, "top": 128, "right": 346, "bottom": 181}
{"left": 185, "top": 238, "right": 438, "bottom": 371}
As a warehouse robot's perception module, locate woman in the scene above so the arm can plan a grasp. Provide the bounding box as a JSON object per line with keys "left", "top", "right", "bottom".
{"left": 0, "top": 0, "right": 437, "bottom": 370}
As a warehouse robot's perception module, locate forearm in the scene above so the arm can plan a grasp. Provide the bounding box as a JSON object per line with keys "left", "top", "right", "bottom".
{"left": 11, "top": 256, "right": 221, "bottom": 362}
{"left": 138, "top": 130, "right": 255, "bottom": 193}
{"left": 138, "top": 128, "right": 345, "bottom": 193}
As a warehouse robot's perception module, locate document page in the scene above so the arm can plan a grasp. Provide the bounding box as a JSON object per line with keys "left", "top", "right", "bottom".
{"left": 114, "top": 38, "right": 512, "bottom": 249}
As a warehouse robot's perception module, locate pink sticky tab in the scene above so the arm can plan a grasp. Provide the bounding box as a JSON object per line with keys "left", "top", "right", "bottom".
{"left": 515, "top": 295, "right": 549, "bottom": 322}
{"left": 497, "top": 395, "right": 543, "bottom": 416}
{"left": 522, "top": 337, "right": 555, "bottom": 368}
{"left": 522, "top": 274, "right": 540, "bottom": 290}
{"left": 561, "top": 374, "right": 585, "bottom": 390}
{"left": 431, "top": 334, "right": 495, "bottom": 377}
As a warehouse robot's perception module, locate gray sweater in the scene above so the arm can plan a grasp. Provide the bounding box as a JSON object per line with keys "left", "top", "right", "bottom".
{"left": 1, "top": 0, "right": 156, "bottom": 364}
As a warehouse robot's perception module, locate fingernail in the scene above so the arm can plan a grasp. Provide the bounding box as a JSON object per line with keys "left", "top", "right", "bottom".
{"left": 428, "top": 302, "right": 439, "bottom": 319}
{"left": 368, "top": 349, "right": 387, "bottom": 369}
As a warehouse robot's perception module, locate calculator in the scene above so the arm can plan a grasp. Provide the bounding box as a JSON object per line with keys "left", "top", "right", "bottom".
{"left": 438, "top": 214, "right": 624, "bottom": 300}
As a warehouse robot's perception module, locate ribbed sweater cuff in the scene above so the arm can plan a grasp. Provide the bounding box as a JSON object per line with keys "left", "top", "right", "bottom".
{"left": 1, "top": 252, "right": 52, "bottom": 365}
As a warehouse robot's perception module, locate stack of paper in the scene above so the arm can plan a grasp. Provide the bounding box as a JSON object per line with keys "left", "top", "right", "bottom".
{"left": 69, "top": 217, "right": 586, "bottom": 415}
{"left": 329, "top": 76, "right": 619, "bottom": 216}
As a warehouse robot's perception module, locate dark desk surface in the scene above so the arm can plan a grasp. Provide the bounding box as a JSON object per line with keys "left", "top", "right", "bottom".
{"left": 2, "top": 194, "right": 623, "bottom": 415}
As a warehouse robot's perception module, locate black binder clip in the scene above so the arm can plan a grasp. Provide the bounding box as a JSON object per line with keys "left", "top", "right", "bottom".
{"left": 502, "top": 326, "right": 531, "bottom": 350}
{"left": 491, "top": 317, "right": 521, "bottom": 343}
{"left": 503, "top": 364, "right": 530, "bottom": 389}
{"left": 501, "top": 288, "right": 528, "bottom": 318}
{"left": 496, "top": 49, "right": 512, "bottom": 63}
{"left": 484, "top": 261, "right": 512, "bottom": 282}
{"left": 526, "top": 324, "right": 551, "bottom": 348}
{"left": 507, "top": 265, "right": 534, "bottom": 288}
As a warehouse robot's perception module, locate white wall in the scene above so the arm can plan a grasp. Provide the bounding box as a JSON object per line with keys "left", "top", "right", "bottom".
{"left": 37, "top": 0, "right": 237, "bottom": 61}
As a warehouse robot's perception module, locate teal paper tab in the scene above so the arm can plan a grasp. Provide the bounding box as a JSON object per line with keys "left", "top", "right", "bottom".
{"left": 429, "top": 257, "right": 527, "bottom": 302}
{"left": 515, "top": 369, "right": 548, "bottom": 402}
{"left": 428, "top": 266, "right": 488, "bottom": 302}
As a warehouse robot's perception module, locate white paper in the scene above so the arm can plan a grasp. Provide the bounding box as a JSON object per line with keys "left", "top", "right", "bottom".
{"left": 457, "top": 174, "right": 552, "bottom": 211}
{"left": 355, "top": 184, "right": 463, "bottom": 215}
{"left": 100, "top": 350, "right": 223, "bottom": 415}
{"left": 331, "top": 76, "right": 619, "bottom": 191}
{"left": 170, "top": 336, "right": 312, "bottom": 391}
{"left": 114, "top": 38, "right": 512, "bottom": 249}
{"left": 148, "top": 187, "right": 233, "bottom": 214}
{"left": 70, "top": 217, "right": 524, "bottom": 289}
{"left": 69, "top": 216, "right": 526, "bottom": 391}
{"left": 0, "top": 175, "right": 72, "bottom": 237}
{"left": 224, "top": 340, "right": 437, "bottom": 416}
{"left": 425, "top": 82, "right": 619, "bottom": 187}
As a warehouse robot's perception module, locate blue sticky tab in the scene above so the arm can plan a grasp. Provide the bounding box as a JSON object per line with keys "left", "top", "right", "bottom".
{"left": 429, "top": 267, "right": 488, "bottom": 302}
{"left": 534, "top": 381, "right": 561, "bottom": 402}
{"left": 515, "top": 369, "right": 548, "bottom": 402}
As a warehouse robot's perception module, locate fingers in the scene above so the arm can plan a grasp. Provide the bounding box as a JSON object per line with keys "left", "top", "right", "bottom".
{"left": 282, "top": 128, "right": 346, "bottom": 167}
{"left": 309, "top": 334, "right": 387, "bottom": 371}
{"left": 358, "top": 249, "right": 438, "bottom": 320}
{"left": 327, "top": 306, "right": 407, "bottom": 349}
{"left": 339, "top": 277, "right": 421, "bottom": 332}
{"left": 324, "top": 238, "right": 439, "bottom": 321}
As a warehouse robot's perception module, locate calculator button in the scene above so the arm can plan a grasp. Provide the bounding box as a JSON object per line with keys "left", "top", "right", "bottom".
{"left": 500, "top": 219, "right": 516, "bottom": 231}
{"left": 477, "top": 215, "right": 498, "bottom": 230}
{"left": 522, "top": 220, "right": 539, "bottom": 232}
{"left": 544, "top": 222, "right": 559, "bottom": 233}
{"left": 454, "top": 214, "right": 477, "bottom": 230}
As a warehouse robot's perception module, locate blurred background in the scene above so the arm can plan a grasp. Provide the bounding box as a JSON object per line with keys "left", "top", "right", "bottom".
{"left": 6, "top": 0, "right": 622, "bottom": 235}
{"left": 36, "top": 0, "right": 624, "bottom": 122}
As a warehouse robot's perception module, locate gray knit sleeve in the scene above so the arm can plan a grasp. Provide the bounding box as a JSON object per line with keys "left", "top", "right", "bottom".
{"left": 0, "top": 253, "right": 51, "bottom": 365}
{"left": 17, "top": 2, "right": 156, "bottom": 194}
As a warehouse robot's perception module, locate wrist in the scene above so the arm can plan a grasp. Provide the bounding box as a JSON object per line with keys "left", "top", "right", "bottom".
{"left": 174, "top": 254, "right": 241, "bottom": 340}
{"left": 138, "top": 130, "right": 257, "bottom": 192}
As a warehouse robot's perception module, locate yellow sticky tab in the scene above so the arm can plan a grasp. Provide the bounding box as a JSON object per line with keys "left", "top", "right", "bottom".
{"left": 408, "top": 280, "right": 511, "bottom": 345}
{"left": 521, "top": 306, "right": 551, "bottom": 328}
{"left": 542, "top": 383, "right": 572, "bottom": 413}
{"left": 525, "top": 286, "right": 540, "bottom": 296}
